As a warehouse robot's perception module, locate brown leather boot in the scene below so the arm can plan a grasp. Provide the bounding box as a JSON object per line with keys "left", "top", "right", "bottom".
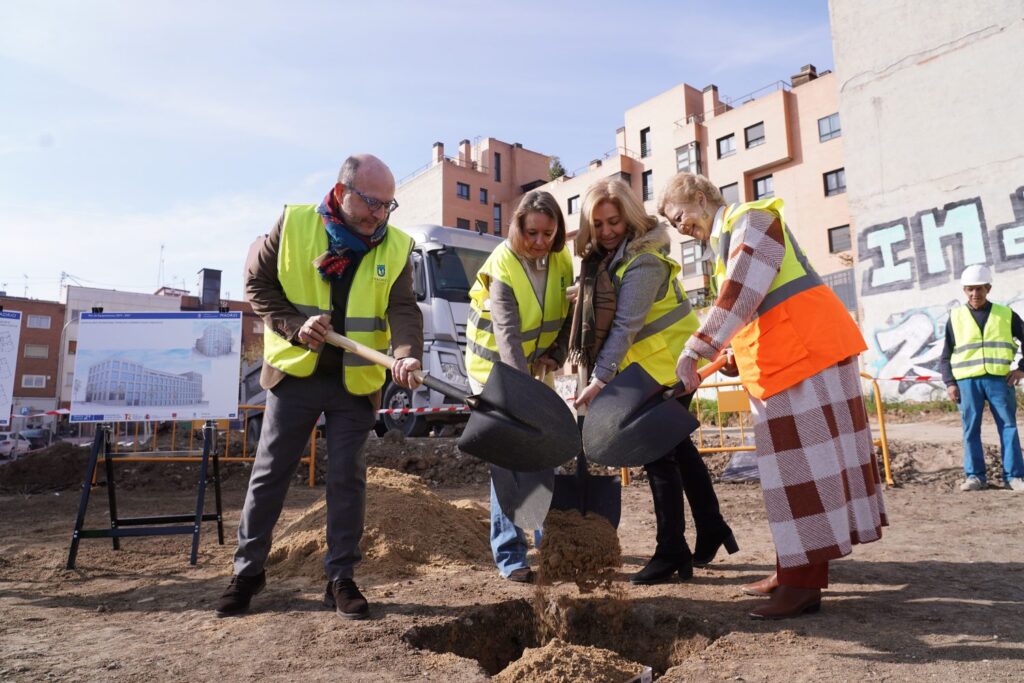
{"left": 740, "top": 573, "right": 779, "bottom": 596}
{"left": 748, "top": 585, "right": 821, "bottom": 620}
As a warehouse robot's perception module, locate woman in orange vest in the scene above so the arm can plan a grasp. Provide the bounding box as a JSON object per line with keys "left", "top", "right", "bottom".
{"left": 660, "top": 172, "right": 887, "bottom": 620}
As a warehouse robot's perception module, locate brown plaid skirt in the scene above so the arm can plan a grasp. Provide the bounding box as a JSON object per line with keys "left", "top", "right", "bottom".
{"left": 750, "top": 356, "right": 887, "bottom": 568}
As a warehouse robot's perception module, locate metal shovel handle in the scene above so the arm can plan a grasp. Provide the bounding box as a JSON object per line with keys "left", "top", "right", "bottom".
{"left": 662, "top": 355, "right": 729, "bottom": 400}
{"left": 324, "top": 331, "right": 472, "bottom": 403}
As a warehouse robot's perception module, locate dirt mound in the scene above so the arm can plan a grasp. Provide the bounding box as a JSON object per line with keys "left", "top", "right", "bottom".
{"left": 884, "top": 439, "right": 1007, "bottom": 489}
{"left": 492, "top": 637, "right": 644, "bottom": 683}
{"left": 0, "top": 442, "right": 89, "bottom": 493}
{"left": 266, "top": 467, "right": 490, "bottom": 582}
{"left": 537, "top": 509, "right": 621, "bottom": 589}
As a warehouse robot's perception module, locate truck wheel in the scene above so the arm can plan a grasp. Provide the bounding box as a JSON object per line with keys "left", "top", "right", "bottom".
{"left": 245, "top": 415, "right": 263, "bottom": 453}
{"left": 382, "top": 383, "right": 429, "bottom": 437}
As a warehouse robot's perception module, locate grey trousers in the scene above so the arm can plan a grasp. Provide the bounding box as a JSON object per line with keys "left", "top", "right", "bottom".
{"left": 233, "top": 373, "right": 376, "bottom": 581}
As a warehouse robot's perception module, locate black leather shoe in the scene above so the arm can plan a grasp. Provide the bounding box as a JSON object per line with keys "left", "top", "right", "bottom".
{"left": 323, "top": 578, "right": 369, "bottom": 620}
{"left": 631, "top": 556, "right": 692, "bottom": 585}
{"left": 215, "top": 571, "right": 266, "bottom": 617}
{"left": 505, "top": 567, "right": 535, "bottom": 583}
{"left": 693, "top": 527, "right": 739, "bottom": 567}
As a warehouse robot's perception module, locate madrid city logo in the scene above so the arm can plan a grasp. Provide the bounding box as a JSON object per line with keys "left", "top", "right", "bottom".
{"left": 376, "top": 264, "right": 386, "bottom": 278}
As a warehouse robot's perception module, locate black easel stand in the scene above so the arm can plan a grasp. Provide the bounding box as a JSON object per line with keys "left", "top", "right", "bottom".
{"left": 66, "top": 420, "right": 224, "bottom": 569}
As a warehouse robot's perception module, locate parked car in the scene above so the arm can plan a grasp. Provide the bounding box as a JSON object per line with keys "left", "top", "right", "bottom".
{"left": 0, "top": 432, "right": 32, "bottom": 459}
{"left": 18, "top": 428, "right": 53, "bottom": 450}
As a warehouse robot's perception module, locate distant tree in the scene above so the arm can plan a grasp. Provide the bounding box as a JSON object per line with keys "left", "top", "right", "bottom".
{"left": 548, "top": 157, "right": 567, "bottom": 181}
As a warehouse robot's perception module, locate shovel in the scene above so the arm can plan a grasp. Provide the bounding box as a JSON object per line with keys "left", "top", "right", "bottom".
{"left": 325, "top": 332, "right": 580, "bottom": 471}
{"left": 550, "top": 367, "right": 622, "bottom": 527}
{"left": 582, "top": 356, "right": 728, "bottom": 467}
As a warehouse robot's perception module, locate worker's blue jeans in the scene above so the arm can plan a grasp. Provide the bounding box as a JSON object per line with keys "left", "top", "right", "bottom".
{"left": 489, "top": 475, "right": 543, "bottom": 577}
{"left": 958, "top": 375, "right": 1024, "bottom": 482}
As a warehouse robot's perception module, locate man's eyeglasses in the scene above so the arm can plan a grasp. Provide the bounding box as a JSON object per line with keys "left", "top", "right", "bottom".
{"left": 350, "top": 187, "right": 399, "bottom": 214}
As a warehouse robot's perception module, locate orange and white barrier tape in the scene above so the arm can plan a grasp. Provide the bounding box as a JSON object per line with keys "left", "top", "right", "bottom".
{"left": 376, "top": 406, "right": 471, "bottom": 416}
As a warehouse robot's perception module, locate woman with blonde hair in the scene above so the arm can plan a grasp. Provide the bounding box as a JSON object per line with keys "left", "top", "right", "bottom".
{"left": 662, "top": 171, "right": 886, "bottom": 619}
{"left": 572, "top": 178, "right": 736, "bottom": 584}
{"left": 465, "top": 189, "right": 573, "bottom": 583}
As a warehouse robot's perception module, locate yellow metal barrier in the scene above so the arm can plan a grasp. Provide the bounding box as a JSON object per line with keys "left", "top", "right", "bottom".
{"left": 98, "top": 405, "right": 321, "bottom": 487}
{"left": 860, "top": 373, "right": 895, "bottom": 486}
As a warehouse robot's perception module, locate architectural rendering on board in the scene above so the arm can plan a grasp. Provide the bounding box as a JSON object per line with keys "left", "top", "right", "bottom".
{"left": 84, "top": 359, "right": 203, "bottom": 407}
{"left": 194, "top": 323, "right": 233, "bottom": 357}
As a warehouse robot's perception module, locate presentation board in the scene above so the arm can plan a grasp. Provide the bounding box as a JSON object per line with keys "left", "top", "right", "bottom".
{"left": 0, "top": 310, "right": 23, "bottom": 427}
{"left": 70, "top": 312, "right": 242, "bottom": 423}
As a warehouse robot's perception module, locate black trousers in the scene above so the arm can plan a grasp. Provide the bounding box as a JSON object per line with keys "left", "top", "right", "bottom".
{"left": 642, "top": 393, "right": 725, "bottom": 560}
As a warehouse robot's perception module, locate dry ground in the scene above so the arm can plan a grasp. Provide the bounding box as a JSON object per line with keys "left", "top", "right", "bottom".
{"left": 1, "top": 415, "right": 1022, "bottom": 682}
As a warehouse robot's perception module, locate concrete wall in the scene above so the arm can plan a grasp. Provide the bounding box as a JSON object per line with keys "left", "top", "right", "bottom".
{"left": 831, "top": 0, "right": 1024, "bottom": 399}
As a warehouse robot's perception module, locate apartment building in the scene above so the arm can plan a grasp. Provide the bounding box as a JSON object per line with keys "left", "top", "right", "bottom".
{"left": 540, "top": 65, "right": 853, "bottom": 308}
{"left": 393, "top": 137, "right": 552, "bottom": 236}
{"left": 0, "top": 293, "right": 65, "bottom": 429}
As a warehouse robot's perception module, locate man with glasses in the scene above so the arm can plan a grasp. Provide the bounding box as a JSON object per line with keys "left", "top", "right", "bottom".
{"left": 217, "top": 154, "right": 423, "bottom": 620}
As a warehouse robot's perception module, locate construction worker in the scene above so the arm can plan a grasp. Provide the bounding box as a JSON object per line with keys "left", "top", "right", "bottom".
{"left": 663, "top": 171, "right": 886, "bottom": 620}
{"left": 940, "top": 264, "right": 1024, "bottom": 492}
{"left": 465, "top": 190, "right": 572, "bottom": 583}
{"left": 216, "top": 154, "right": 423, "bottom": 620}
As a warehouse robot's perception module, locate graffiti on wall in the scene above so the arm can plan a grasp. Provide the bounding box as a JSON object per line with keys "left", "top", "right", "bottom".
{"left": 859, "top": 185, "right": 1024, "bottom": 398}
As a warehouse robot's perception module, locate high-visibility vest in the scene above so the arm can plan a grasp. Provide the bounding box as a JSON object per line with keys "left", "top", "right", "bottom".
{"left": 950, "top": 303, "right": 1016, "bottom": 379}
{"left": 465, "top": 242, "right": 572, "bottom": 384}
{"left": 714, "top": 198, "right": 866, "bottom": 399}
{"left": 612, "top": 249, "right": 699, "bottom": 386}
{"left": 262, "top": 204, "right": 413, "bottom": 395}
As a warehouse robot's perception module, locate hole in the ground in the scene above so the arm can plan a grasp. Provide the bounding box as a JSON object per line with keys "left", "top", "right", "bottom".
{"left": 402, "top": 595, "right": 718, "bottom": 678}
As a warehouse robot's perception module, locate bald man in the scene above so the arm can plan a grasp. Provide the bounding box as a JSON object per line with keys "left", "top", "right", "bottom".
{"left": 217, "top": 155, "right": 423, "bottom": 620}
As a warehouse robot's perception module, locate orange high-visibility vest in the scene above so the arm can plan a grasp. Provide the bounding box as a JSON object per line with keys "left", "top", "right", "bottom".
{"left": 715, "top": 199, "right": 866, "bottom": 399}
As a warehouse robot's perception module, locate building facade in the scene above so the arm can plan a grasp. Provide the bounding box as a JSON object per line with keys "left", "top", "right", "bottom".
{"left": 393, "top": 137, "right": 552, "bottom": 236}
{"left": 0, "top": 294, "right": 65, "bottom": 429}
{"left": 830, "top": 0, "right": 1024, "bottom": 399}
{"left": 85, "top": 359, "right": 203, "bottom": 406}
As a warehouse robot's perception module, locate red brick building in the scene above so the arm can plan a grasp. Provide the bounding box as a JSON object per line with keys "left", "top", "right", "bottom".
{"left": 0, "top": 294, "right": 65, "bottom": 429}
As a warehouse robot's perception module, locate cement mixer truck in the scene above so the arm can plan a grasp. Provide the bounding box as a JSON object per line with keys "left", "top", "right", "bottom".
{"left": 241, "top": 224, "right": 502, "bottom": 440}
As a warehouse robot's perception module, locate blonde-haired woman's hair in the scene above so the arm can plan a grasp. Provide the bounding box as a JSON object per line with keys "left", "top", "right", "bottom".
{"left": 657, "top": 172, "right": 725, "bottom": 218}
{"left": 506, "top": 190, "right": 567, "bottom": 257}
{"left": 574, "top": 178, "right": 658, "bottom": 257}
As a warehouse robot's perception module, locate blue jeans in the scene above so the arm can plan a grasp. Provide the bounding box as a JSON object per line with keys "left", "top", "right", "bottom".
{"left": 958, "top": 375, "right": 1024, "bottom": 482}
{"left": 489, "top": 478, "right": 542, "bottom": 577}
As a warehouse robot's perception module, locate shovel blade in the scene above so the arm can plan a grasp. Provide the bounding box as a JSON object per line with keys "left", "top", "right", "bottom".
{"left": 551, "top": 472, "right": 622, "bottom": 528}
{"left": 491, "top": 466, "right": 554, "bottom": 530}
{"left": 582, "top": 363, "right": 700, "bottom": 467}
{"left": 458, "top": 362, "right": 580, "bottom": 472}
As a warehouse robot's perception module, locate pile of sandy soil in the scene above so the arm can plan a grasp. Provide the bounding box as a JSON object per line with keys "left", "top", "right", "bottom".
{"left": 884, "top": 439, "right": 1006, "bottom": 489}
{"left": 492, "top": 638, "right": 645, "bottom": 683}
{"left": 265, "top": 467, "right": 490, "bottom": 582}
{"left": 537, "top": 509, "right": 621, "bottom": 589}
{"left": 0, "top": 443, "right": 89, "bottom": 493}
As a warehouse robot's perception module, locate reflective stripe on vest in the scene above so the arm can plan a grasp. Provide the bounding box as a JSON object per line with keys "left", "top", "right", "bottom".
{"left": 950, "top": 303, "right": 1016, "bottom": 379}
{"left": 612, "top": 249, "right": 699, "bottom": 386}
{"left": 262, "top": 205, "right": 413, "bottom": 395}
{"left": 713, "top": 198, "right": 866, "bottom": 399}
{"left": 465, "top": 242, "right": 572, "bottom": 384}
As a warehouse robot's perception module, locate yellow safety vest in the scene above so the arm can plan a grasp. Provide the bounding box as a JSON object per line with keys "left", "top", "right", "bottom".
{"left": 714, "top": 198, "right": 866, "bottom": 399}
{"left": 262, "top": 204, "right": 414, "bottom": 395}
{"left": 465, "top": 242, "right": 572, "bottom": 384}
{"left": 612, "top": 250, "right": 699, "bottom": 386}
{"left": 950, "top": 303, "right": 1016, "bottom": 379}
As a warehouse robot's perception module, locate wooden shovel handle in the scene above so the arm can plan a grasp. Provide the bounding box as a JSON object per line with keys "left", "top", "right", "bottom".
{"left": 324, "top": 331, "right": 427, "bottom": 382}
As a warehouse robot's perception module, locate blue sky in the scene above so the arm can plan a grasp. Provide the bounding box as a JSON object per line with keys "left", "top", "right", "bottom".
{"left": 0, "top": 0, "right": 834, "bottom": 301}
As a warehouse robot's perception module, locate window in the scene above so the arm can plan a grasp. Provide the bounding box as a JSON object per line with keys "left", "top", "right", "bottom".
{"left": 22, "top": 375, "right": 46, "bottom": 389}
{"left": 753, "top": 174, "right": 774, "bottom": 200}
{"left": 567, "top": 195, "right": 580, "bottom": 215}
{"left": 456, "top": 182, "right": 470, "bottom": 200}
{"left": 824, "top": 168, "right": 846, "bottom": 197}
{"left": 717, "top": 134, "right": 735, "bottom": 159}
{"left": 252, "top": 320, "right": 264, "bottom": 334}
{"left": 719, "top": 183, "right": 739, "bottom": 205}
{"left": 24, "top": 344, "right": 49, "bottom": 359}
{"left": 493, "top": 203, "right": 502, "bottom": 236}
{"left": 640, "top": 127, "right": 652, "bottom": 158}
{"left": 680, "top": 241, "right": 709, "bottom": 278}
{"left": 828, "top": 225, "right": 852, "bottom": 253}
{"left": 456, "top": 218, "right": 470, "bottom": 230}
{"left": 617, "top": 171, "right": 632, "bottom": 187}
{"left": 818, "top": 113, "right": 841, "bottom": 142}
{"left": 642, "top": 171, "right": 654, "bottom": 201}
{"left": 475, "top": 220, "right": 488, "bottom": 234}
{"left": 27, "top": 315, "right": 51, "bottom": 329}
{"left": 479, "top": 188, "right": 488, "bottom": 204}
{"left": 68, "top": 340, "right": 77, "bottom": 354}
{"left": 494, "top": 152, "right": 502, "bottom": 181}
{"left": 745, "top": 122, "right": 765, "bottom": 148}
{"left": 66, "top": 372, "right": 74, "bottom": 387}
{"left": 675, "top": 144, "right": 701, "bottom": 174}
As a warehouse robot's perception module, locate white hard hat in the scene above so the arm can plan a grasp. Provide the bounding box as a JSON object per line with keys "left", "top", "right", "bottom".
{"left": 960, "top": 264, "right": 992, "bottom": 286}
